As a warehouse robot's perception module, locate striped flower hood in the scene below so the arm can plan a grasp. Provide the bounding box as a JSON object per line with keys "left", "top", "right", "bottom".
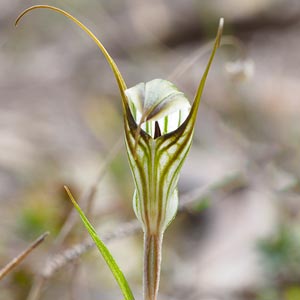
{"left": 124, "top": 79, "right": 192, "bottom": 233}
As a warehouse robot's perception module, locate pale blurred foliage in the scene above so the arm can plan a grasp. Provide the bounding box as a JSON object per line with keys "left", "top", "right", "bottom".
{"left": 0, "top": 0, "right": 300, "bottom": 299}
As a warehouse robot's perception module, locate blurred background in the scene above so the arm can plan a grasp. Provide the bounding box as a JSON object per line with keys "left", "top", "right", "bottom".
{"left": 1, "top": 0, "right": 300, "bottom": 299}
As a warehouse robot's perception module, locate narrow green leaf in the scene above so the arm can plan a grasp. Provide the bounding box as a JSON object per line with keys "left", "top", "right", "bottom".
{"left": 64, "top": 186, "right": 135, "bottom": 300}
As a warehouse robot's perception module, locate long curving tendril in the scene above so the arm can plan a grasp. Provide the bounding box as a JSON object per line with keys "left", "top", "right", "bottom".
{"left": 15, "top": 5, "right": 129, "bottom": 112}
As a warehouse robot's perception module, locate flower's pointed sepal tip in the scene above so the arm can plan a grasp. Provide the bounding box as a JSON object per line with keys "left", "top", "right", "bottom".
{"left": 188, "top": 17, "right": 224, "bottom": 122}
{"left": 216, "top": 17, "right": 224, "bottom": 48}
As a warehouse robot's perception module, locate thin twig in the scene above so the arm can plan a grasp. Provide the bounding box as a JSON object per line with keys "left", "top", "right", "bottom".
{"left": 85, "top": 137, "right": 124, "bottom": 216}
{"left": 42, "top": 220, "right": 140, "bottom": 278}
{"left": 53, "top": 136, "right": 123, "bottom": 250}
{"left": 0, "top": 232, "right": 49, "bottom": 280}
{"left": 26, "top": 277, "right": 45, "bottom": 300}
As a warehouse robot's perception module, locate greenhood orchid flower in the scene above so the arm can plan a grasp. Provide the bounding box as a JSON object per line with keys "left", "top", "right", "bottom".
{"left": 125, "top": 79, "right": 191, "bottom": 231}
{"left": 16, "top": 6, "right": 223, "bottom": 300}
{"left": 124, "top": 79, "right": 193, "bottom": 300}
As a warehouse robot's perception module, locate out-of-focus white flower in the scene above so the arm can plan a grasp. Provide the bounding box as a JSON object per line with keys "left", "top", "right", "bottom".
{"left": 225, "top": 58, "right": 254, "bottom": 81}
{"left": 124, "top": 78, "right": 191, "bottom": 234}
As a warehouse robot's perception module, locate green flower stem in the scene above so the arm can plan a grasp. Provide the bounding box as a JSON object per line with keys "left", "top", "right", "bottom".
{"left": 143, "top": 232, "right": 163, "bottom": 300}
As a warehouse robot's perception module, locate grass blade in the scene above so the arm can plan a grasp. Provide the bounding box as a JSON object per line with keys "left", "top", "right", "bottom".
{"left": 64, "top": 186, "right": 135, "bottom": 300}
